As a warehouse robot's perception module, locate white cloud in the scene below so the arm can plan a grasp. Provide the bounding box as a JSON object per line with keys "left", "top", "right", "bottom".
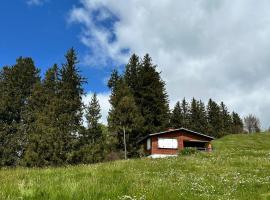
{"left": 71, "top": 0, "right": 270, "bottom": 129}
{"left": 68, "top": 3, "right": 128, "bottom": 66}
{"left": 26, "top": 0, "right": 48, "bottom": 6}
{"left": 82, "top": 92, "right": 111, "bottom": 125}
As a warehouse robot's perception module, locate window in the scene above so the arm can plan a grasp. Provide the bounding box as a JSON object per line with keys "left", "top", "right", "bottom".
{"left": 147, "top": 138, "right": 151, "bottom": 150}
{"left": 158, "top": 138, "right": 178, "bottom": 149}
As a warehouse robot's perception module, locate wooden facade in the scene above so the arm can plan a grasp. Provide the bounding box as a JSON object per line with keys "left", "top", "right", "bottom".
{"left": 140, "top": 128, "right": 214, "bottom": 158}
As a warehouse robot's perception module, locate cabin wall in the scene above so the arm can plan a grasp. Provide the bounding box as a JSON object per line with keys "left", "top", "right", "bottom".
{"left": 151, "top": 132, "right": 181, "bottom": 155}
{"left": 143, "top": 142, "right": 151, "bottom": 155}
{"left": 148, "top": 130, "right": 212, "bottom": 155}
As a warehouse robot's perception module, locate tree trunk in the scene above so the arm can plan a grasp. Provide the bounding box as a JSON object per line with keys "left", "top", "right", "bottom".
{"left": 123, "top": 126, "right": 127, "bottom": 160}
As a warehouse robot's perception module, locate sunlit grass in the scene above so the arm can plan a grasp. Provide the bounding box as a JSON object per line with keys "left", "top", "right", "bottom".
{"left": 1, "top": 133, "right": 270, "bottom": 200}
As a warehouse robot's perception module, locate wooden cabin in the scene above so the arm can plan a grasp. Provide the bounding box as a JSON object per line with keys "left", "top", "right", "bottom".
{"left": 138, "top": 128, "right": 214, "bottom": 158}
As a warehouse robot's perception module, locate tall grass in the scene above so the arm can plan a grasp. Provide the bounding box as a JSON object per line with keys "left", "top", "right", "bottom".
{"left": 1, "top": 133, "right": 270, "bottom": 200}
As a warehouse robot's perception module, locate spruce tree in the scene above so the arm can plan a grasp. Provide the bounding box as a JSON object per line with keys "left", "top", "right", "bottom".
{"left": 42, "top": 64, "right": 66, "bottom": 165}
{"left": 60, "top": 48, "right": 84, "bottom": 126}
{"left": 108, "top": 69, "right": 120, "bottom": 90}
{"left": 108, "top": 79, "right": 143, "bottom": 158}
{"left": 43, "top": 64, "right": 59, "bottom": 93}
{"left": 170, "top": 101, "right": 183, "bottom": 128}
{"left": 23, "top": 48, "right": 86, "bottom": 166}
{"left": 207, "top": 99, "right": 222, "bottom": 137}
{"left": 85, "top": 93, "right": 101, "bottom": 130}
{"left": 134, "top": 54, "right": 170, "bottom": 133}
{"left": 189, "top": 98, "right": 200, "bottom": 131}
{"left": 22, "top": 64, "right": 66, "bottom": 166}
{"left": 22, "top": 81, "right": 51, "bottom": 166}
{"left": 220, "top": 102, "right": 233, "bottom": 136}
{"left": 124, "top": 54, "right": 140, "bottom": 97}
{"left": 181, "top": 98, "right": 190, "bottom": 129}
{"left": 77, "top": 93, "right": 104, "bottom": 164}
{"left": 58, "top": 48, "right": 85, "bottom": 163}
{"left": 231, "top": 112, "right": 244, "bottom": 134}
{"left": 0, "top": 58, "right": 40, "bottom": 166}
{"left": 112, "top": 53, "right": 171, "bottom": 140}
{"left": 197, "top": 100, "right": 209, "bottom": 133}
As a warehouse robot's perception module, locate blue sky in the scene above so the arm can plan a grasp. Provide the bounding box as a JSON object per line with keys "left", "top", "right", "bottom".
{"left": 1, "top": 0, "right": 270, "bottom": 128}
{"left": 0, "top": 0, "right": 114, "bottom": 93}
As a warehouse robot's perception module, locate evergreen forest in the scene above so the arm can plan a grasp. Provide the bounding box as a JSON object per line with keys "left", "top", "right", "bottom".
{"left": 0, "top": 49, "right": 244, "bottom": 167}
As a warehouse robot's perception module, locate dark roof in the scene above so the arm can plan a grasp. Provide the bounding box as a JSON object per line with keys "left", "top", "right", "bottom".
{"left": 137, "top": 128, "right": 214, "bottom": 143}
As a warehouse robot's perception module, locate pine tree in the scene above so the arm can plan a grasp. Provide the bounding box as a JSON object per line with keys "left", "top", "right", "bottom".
{"left": 77, "top": 93, "right": 104, "bottom": 164}
{"left": 220, "top": 102, "right": 233, "bottom": 136}
{"left": 86, "top": 93, "right": 103, "bottom": 159}
{"left": 170, "top": 101, "right": 183, "bottom": 128}
{"left": 197, "top": 100, "right": 209, "bottom": 133}
{"left": 124, "top": 54, "right": 140, "bottom": 97}
{"left": 23, "top": 48, "right": 85, "bottom": 166}
{"left": 231, "top": 112, "right": 244, "bottom": 134}
{"left": 207, "top": 99, "right": 222, "bottom": 137}
{"left": 181, "top": 98, "right": 190, "bottom": 129}
{"left": 58, "top": 48, "right": 85, "bottom": 164}
{"left": 0, "top": 58, "right": 40, "bottom": 166}
{"left": 22, "top": 81, "right": 51, "bottom": 167}
{"left": 109, "top": 54, "right": 171, "bottom": 143}
{"left": 85, "top": 93, "right": 101, "bottom": 130}
{"left": 22, "top": 64, "right": 66, "bottom": 166}
{"left": 85, "top": 93, "right": 102, "bottom": 146}
{"left": 108, "top": 79, "right": 143, "bottom": 158}
{"left": 60, "top": 48, "right": 84, "bottom": 126}
{"left": 134, "top": 54, "right": 170, "bottom": 133}
{"left": 189, "top": 98, "right": 200, "bottom": 131}
{"left": 108, "top": 69, "right": 120, "bottom": 90}
{"left": 42, "top": 64, "right": 67, "bottom": 165}
{"left": 43, "top": 64, "right": 59, "bottom": 93}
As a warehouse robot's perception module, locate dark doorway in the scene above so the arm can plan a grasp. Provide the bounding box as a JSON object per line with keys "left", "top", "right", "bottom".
{"left": 183, "top": 141, "right": 207, "bottom": 151}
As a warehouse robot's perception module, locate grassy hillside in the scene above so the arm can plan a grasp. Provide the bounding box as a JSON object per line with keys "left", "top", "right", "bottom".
{"left": 1, "top": 134, "right": 270, "bottom": 200}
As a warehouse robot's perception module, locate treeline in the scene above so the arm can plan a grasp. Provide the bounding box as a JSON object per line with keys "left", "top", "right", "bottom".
{"left": 107, "top": 54, "right": 243, "bottom": 157}
{"left": 107, "top": 54, "right": 170, "bottom": 158}
{"left": 0, "top": 49, "right": 111, "bottom": 167}
{"left": 0, "top": 49, "right": 243, "bottom": 167}
{"left": 170, "top": 98, "right": 244, "bottom": 138}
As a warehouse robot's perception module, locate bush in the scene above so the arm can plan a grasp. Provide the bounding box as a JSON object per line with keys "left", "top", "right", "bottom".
{"left": 105, "top": 151, "right": 124, "bottom": 161}
{"left": 179, "top": 147, "right": 198, "bottom": 156}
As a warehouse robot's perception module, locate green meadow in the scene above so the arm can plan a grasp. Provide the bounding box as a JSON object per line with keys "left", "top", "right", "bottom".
{"left": 1, "top": 133, "right": 270, "bottom": 200}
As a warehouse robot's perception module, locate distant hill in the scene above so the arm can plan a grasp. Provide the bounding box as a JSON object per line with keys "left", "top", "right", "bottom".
{"left": 1, "top": 133, "right": 270, "bottom": 200}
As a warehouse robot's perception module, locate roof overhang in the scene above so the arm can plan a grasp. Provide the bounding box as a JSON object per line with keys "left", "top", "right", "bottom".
{"left": 184, "top": 140, "right": 210, "bottom": 143}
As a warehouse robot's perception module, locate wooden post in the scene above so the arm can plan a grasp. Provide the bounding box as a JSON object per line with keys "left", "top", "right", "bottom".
{"left": 123, "top": 126, "right": 127, "bottom": 160}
